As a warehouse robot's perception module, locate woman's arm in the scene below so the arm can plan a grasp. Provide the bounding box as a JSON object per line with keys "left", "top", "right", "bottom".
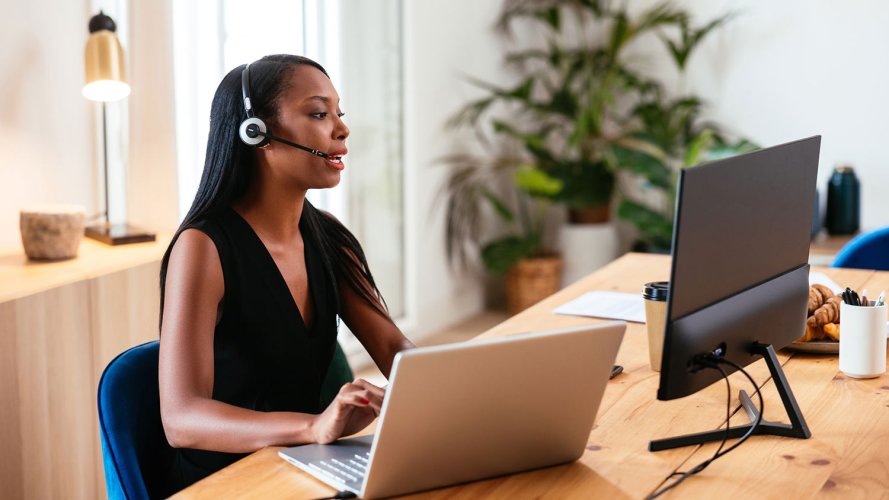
{"left": 158, "top": 229, "right": 383, "bottom": 451}
{"left": 339, "top": 274, "right": 415, "bottom": 378}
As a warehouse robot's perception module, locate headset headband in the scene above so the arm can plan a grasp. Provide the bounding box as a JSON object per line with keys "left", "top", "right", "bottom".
{"left": 241, "top": 63, "right": 255, "bottom": 118}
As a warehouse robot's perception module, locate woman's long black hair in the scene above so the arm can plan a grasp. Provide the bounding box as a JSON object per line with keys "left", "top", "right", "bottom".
{"left": 159, "top": 54, "right": 388, "bottom": 330}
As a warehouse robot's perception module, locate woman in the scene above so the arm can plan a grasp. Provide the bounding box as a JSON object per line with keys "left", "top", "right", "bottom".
{"left": 157, "top": 54, "right": 414, "bottom": 494}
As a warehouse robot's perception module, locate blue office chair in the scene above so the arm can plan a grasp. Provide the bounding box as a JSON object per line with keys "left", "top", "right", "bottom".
{"left": 98, "top": 340, "right": 354, "bottom": 499}
{"left": 98, "top": 341, "right": 172, "bottom": 500}
{"left": 832, "top": 227, "right": 889, "bottom": 271}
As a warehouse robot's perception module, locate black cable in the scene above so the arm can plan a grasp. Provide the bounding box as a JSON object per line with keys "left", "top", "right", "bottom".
{"left": 310, "top": 490, "right": 357, "bottom": 500}
{"left": 710, "top": 358, "right": 764, "bottom": 460}
{"left": 646, "top": 357, "right": 764, "bottom": 499}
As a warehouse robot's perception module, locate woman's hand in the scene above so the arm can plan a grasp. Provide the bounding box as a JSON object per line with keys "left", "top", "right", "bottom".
{"left": 311, "top": 379, "right": 386, "bottom": 444}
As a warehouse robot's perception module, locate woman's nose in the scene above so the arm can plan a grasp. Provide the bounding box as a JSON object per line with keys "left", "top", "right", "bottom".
{"left": 334, "top": 116, "right": 349, "bottom": 141}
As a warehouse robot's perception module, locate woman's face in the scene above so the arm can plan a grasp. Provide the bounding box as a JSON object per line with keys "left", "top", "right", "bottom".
{"left": 262, "top": 65, "right": 350, "bottom": 190}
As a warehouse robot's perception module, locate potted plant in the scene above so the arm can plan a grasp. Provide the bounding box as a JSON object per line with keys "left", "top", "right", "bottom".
{"left": 442, "top": 0, "right": 751, "bottom": 307}
{"left": 441, "top": 151, "right": 564, "bottom": 314}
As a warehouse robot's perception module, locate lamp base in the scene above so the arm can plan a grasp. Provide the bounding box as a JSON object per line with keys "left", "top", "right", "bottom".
{"left": 85, "top": 223, "right": 156, "bottom": 245}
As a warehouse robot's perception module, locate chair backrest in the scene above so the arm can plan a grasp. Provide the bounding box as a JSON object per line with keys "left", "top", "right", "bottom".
{"left": 98, "top": 340, "right": 353, "bottom": 499}
{"left": 98, "top": 341, "right": 170, "bottom": 500}
{"left": 832, "top": 227, "right": 889, "bottom": 271}
{"left": 320, "top": 341, "right": 355, "bottom": 408}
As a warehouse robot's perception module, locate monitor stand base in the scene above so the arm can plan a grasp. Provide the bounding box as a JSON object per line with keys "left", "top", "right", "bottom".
{"left": 649, "top": 343, "right": 811, "bottom": 452}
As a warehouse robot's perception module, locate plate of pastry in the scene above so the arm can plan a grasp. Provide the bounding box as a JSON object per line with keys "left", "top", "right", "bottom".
{"left": 786, "top": 340, "right": 841, "bottom": 354}
{"left": 786, "top": 284, "right": 889, "bottom": 354}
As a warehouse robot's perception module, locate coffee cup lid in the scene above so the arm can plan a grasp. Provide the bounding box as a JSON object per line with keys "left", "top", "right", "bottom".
{"left": 643, "top": 281, "right": 669, "bottom": 301}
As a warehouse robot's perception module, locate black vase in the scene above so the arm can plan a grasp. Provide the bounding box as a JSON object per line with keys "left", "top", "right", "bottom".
{"left": 825, "top": 165, "right": 860, "bottom": 235}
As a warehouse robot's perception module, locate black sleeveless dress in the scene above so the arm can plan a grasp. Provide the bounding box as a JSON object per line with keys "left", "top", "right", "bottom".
{"left": 159, "top": 206, "right": 339, "bottom": 495}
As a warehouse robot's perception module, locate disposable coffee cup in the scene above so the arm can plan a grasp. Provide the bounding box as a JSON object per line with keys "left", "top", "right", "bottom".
{"left": 839, "top": 302, "right": 887, "bottom": 379}
{"left": 643, "top": 281, "right": 669, "bottom": 372}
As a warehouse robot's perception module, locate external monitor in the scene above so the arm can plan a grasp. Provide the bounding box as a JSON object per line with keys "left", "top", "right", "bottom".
{"left": 650, "top": 136, "right": 821, "bottom": 451}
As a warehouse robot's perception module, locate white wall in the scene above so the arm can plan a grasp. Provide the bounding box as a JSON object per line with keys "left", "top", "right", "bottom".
{"left": 399, "top": 0, "right": 508, "bottom": 340}
{"left": 633, "top": 0, "right": 889, "bottom": 230}
{"left": 0, "top": 0, "right": 179, "bottom": 251}
{"left": 0, "top": 0, "right": 94, "bottom": 249}
{"left": 127, "top": 0, "right": 179, "bottom": 232}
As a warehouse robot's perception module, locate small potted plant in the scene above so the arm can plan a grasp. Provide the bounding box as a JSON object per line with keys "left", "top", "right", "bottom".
{"left": 441, "top": 151, "right": 563, "bottom": 314}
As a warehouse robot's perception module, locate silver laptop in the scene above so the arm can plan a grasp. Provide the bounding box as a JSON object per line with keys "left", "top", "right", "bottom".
{"left": 279, "top": 322, "right": 626, "bottom": 498}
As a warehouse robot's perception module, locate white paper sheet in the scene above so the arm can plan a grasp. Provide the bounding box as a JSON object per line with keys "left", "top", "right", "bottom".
{"left": 553, "top": 291, "right": 646, "bottom": 323}
{"left": 555, "top": 274, "right": 843, "bottom": 325}
{"left": 809, "top": 272, "right": 842, "bottom": 294}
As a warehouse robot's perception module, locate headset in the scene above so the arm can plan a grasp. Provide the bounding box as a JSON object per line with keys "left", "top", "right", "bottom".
{"left": 237, "top": 63, "right": 329, "bottom": 159}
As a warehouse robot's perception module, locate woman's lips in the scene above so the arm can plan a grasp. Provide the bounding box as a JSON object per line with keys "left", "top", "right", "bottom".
{"left": 325, "top": 150, "right": 347, "bottom": 170}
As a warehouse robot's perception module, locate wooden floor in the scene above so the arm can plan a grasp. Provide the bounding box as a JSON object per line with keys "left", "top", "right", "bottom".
{"left": 354, "top": 310, "right": 509, "bottom": 386}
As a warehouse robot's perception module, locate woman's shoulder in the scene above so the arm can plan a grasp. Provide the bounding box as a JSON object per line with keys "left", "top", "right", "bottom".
{"left": 183, "top": 209, "right": 228, "bottom": 233}
{"left": 173, "top": 209, "right": 238, "bottom": 264}
{"left": 172, "top": 227, "right": 219, "bottom": 262}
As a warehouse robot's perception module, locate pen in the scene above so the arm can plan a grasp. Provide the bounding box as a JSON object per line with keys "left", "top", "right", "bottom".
{"left": 877, "top": 291, "right": 886, "bottom": 307}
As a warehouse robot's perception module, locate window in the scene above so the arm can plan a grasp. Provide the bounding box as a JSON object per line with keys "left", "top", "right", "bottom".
{"left": 172, "top": 1, "right": 405, "bottom": 355}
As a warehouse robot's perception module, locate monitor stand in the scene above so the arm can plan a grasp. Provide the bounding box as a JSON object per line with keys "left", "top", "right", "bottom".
{"left": 649, "top": 343, "right": 811, "bottom": 452}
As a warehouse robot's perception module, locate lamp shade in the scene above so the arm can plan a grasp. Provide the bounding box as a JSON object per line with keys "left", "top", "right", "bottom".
{"left": 83, "top": 12, "right": 130, "bottom": 102}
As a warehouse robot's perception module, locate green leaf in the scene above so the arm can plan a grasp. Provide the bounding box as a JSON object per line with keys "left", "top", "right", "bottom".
{"left": 547, "top": 87, "right": 577, "bottom": 117}
{"left": 513, "top": 167, "right": 563, "bottom": 198}
{"left": 548, "top": 160, "right": 615, "bottom": 209}
{"left": 608, "top": 12, "right": 630, "bottom": 60}
{"left": 481, "top": 235, "right": 540, "bottom": 275}
{"left": 481, "top": 189, "right": 514, "bottom": 222}
{"left": 683, "top": 129, "right": 715, "bottom": 167}
{"left": 611, "top": 143, "right": 672, "bottom": 189}
{"left": 661, "top": 13, "right": 734, "bottom": 71}
{"left": 634, "top": 2, "right": 687, "bottom": 33}
{"left": 538, "top": 6, "right": 560, "bottom": 31}
{"left": 617, "top": 200, "right": 673, "bottom": 247}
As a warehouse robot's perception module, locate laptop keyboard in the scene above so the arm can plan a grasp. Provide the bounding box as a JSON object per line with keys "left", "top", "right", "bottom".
{"left": 308, "top": 452, "right": 370, "bottom": 486}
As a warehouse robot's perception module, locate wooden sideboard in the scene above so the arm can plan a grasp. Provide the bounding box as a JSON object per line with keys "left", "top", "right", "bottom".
{"left": 0, "top": 236, "right": 169, "bottom": 500}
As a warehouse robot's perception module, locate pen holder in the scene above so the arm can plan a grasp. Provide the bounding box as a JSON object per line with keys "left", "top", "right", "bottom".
{"left": 839, "top": 302, "right": 887, "bottom": 379}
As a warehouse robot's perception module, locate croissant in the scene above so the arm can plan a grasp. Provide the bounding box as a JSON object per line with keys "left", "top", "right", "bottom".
{"left": 807, "top": 295, "right": 842, "bottom": 328}
{"left": 823, "top": 322, "right": 840, "bottom": 341}
{"left": 807, "top": 284, "right": 834, "bottom": 315}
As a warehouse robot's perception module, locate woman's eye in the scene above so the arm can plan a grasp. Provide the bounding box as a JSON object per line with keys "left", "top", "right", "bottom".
{"left": 311, "top": 112, "right": 328, "bottom": 119}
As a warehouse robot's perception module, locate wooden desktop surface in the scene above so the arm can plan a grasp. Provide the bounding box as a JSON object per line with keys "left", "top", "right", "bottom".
{"left": 174, "top": 253, "right": 889, "bottom": 499}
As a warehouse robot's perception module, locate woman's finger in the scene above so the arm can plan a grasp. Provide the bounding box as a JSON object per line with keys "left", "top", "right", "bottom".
{"left": 351, "top": 378, "right": 386, "bottom": 399}
{"left": 339, "top": 391, "right": 383, "bottom": 417}
{"left": 340, "top": 381, "right": 384, "bottom": 407}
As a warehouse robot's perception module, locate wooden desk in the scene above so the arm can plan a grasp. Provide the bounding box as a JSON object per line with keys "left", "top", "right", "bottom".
{"left": 176, "top": 253, "right": 889, "bottom": 499}
{"left": 808, "top": 231, "right": 856, "bottom": 266}
{"left": 0, "top": 236, "right": 170, "bottom": 500}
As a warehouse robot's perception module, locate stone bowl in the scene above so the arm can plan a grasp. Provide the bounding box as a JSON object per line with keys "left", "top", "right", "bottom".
{"left": 20, "top": 205, "right": 86, "bottom": 261}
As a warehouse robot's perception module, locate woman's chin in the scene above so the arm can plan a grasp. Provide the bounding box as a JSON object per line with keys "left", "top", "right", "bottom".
{"left": 318, "top": 172, "right": 342, "bottom": 189}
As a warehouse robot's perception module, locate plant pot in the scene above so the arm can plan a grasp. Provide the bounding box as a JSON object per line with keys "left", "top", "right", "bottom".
{"left": 568, "top": 205, "right": 610, "bottom": 224}
{"left": 560, "top": 222, "right": 619, "bottom": 285}
{"left": 504, "top": 255, "right": 563, "bottom": 315}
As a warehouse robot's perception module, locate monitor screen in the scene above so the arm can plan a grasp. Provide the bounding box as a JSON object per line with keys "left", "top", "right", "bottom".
{"left": 658, "top": 136, "right": 821, "bottom": 400}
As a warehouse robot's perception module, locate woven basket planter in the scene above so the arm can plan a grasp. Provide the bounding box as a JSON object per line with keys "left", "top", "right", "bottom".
{"left": 504, "top": 255, "right": 563, "bottom": 315}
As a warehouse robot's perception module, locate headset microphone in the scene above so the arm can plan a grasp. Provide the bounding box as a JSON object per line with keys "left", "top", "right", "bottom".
{"left": 241, "top": 123, "right": 329, "bottom": 158}
{"left": 238, "top": 63, "right": 329, "bottom": 159}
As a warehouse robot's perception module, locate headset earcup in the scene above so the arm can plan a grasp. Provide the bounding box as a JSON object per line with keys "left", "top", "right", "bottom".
{"left": 239, "top": 117, "right": 268, "bottom": 146}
